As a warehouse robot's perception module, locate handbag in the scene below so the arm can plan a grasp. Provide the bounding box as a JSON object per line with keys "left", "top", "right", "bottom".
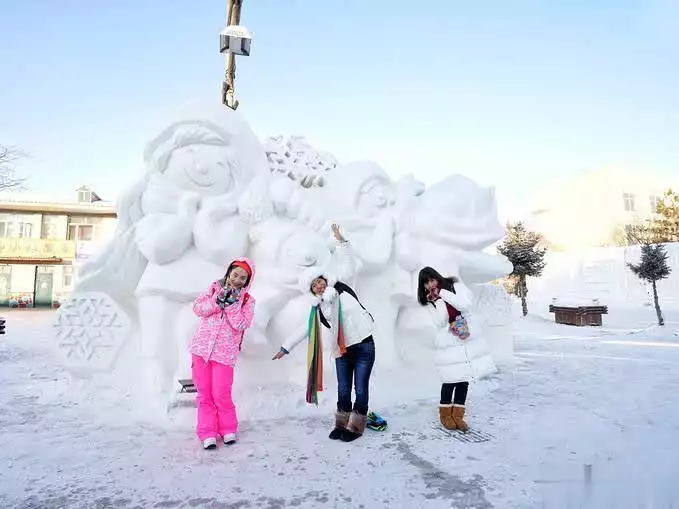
{"left": 449, "top": 314, "right": 470, "bottom": 340}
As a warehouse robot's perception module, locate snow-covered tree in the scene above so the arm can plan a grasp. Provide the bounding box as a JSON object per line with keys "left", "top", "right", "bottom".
{"left": 497, "top": 222, "right": 547, "bottom": 317}
{"left": 627, "top": 243, "right": 672, "bottom": 326}
{"left": 264, "top": 136, "right": 337, "bottom": 188}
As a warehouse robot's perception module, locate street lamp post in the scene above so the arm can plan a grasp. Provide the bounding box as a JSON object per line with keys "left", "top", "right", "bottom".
{"left": 220, "top": 0, "right": 252, "bottom": 110}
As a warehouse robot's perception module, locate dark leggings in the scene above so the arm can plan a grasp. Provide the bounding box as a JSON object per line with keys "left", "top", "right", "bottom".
{"left": 440, "top": 382, "right": 469, "bottom": 406}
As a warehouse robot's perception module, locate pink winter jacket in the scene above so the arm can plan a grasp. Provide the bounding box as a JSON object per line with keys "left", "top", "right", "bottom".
{"left": 189, "top": 257, "right": 256, "bottom": 367}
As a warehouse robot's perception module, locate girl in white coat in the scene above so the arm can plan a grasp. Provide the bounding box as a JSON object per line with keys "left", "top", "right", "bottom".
{"left": 417, "top": 267, "right": 496, "bottom": 431}
{"left": 273, "top": 225, "right": 376, "bottom": 442}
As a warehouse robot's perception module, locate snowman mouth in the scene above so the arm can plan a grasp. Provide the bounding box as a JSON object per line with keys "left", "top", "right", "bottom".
{"left": 184, "top": 167, "right": 218, "bottom": 187}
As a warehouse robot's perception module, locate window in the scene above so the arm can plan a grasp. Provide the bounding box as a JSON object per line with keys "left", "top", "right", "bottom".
{"left": 78, "top": 190, "right": 92, "bottom": 203}
{"left": 41, "top": 215, "right": 65, "bottom": 240}
{"left": 68, "top": 224, "right": 94, "bottom": 241}
{"left": 649, "top": 195, "right": 662, "bottom": 213}
{"left": 67, "top": 216, "right": 101, "bottom": 241}
{"left": 63, "top": 266, "right": 74, "bottom": 288}
{"left": 16, "top": 223, "right": 32, "bottom": 238}
{"left": 0, "top": 222, "right": 8, "bottom": 238}
{"left": 623, "top": 192, "right": 636, "bottom": 212}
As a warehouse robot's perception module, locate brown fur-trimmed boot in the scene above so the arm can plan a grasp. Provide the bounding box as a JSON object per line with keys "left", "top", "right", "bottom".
{"left": 340, "top": 412, "right": 367, "bottom": 442}
{"left": 452, "top": 405, "right": 469, "bottom": 432}
{"left": 329, "top": 410, "right": 350, "bottom": 440}
{"left": 439, "top": 404, "right": 457, "bottom": 430}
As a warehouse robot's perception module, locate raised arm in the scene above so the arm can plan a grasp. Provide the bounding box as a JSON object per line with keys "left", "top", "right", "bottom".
{"left": 330, "top": 224, "right": 359, "bottom": 284}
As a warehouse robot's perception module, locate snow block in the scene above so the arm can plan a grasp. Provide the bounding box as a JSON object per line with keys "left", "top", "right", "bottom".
{"left": 53, "top": 292, "right": 131, "bottom": 374}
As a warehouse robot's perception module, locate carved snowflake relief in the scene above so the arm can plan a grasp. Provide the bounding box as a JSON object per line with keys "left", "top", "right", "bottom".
{"left": 54, "top": 291, "right": 131, "bottom": 372}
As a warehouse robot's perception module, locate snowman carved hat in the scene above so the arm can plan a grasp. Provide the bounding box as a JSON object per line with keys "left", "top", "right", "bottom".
{"left": 143, "top": 120, "right": 232, "bottom": 174}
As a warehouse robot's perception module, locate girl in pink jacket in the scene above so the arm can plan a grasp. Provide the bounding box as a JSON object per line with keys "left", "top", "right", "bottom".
{"left": 189, "top": 257, "right": 255, "bottom": 450}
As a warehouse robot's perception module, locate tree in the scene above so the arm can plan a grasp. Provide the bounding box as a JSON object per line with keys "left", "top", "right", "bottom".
{"left": 620, "top": 189, "right": 679, "bottom": 246}
{"left": 627, "top": 243, "right": 672, "bottom": 326}
{"left": 497, "top": 222, "right": 547, "bottom": 317}
{"left": 0, "top": 145, "right": 26, "bottom": 190}
{"left": 648, "top": 189, "right": 679, "bottom": 243}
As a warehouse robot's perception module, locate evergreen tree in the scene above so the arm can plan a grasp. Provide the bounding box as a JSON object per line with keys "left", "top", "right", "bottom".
{"left": 497, "top": 222, "right": 547, "bottom": 317}
{"left": 627, "top": 243, "right": 672, "bottom": 326}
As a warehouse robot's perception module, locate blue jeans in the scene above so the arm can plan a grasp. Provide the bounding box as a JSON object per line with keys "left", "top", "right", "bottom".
{"left": 335, "top": 337, "right": 376, "bottom": 415}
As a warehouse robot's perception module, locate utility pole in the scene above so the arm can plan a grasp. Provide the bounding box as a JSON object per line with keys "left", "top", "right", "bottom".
{"left": 220, "top": 0, "right": 251, "bottom": 110}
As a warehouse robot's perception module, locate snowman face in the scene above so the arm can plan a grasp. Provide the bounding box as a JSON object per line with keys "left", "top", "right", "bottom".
{"left": 357, "top": 177, "right": 395, "bottom": 217}
{"left": 279, "top": 228, "right": 330, "bottom": 269}
{"left": 164, "top": 144, "right": 236, "bottom": 195}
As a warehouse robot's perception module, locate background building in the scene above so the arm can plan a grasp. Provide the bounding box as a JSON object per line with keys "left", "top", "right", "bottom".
{"left": 523, "top": 169, "right": 678, "bottom": 251}
{"left": 0, "top": 186, "right": 116, "bottom": 308}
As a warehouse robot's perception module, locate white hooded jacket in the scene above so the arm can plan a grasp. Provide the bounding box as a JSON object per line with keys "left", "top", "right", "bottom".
{"left": 282, "top": 240, "right": 375, "bottom": 357}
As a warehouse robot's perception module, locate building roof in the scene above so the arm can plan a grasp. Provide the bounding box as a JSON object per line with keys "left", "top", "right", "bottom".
{"left": 0, "top": 188, "right": 117, "bottom": 215}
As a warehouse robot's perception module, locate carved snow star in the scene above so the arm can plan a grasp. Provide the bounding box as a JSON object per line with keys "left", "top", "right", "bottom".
{"left": 54, "top": 292, "right": 131, "bottom": 373}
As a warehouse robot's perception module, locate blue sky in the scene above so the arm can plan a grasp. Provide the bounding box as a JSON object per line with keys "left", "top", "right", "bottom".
{"left": 1, "top": 0, "right": 678, "bottom": 217}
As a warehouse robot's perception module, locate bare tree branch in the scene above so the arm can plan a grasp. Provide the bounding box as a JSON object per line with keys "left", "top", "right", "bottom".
{"left": 0, "top": 145, "right": 27, "bottom": 191}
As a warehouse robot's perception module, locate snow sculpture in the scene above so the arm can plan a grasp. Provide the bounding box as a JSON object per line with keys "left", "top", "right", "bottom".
{"left": 323, "top": 161, "right": 421, "bottom": 367}
{"left": 54, "top": 292, "right": 131, "bottom": 372}
{"left": 394, "top": 175, "right": 512, "bottom": 366}
{"left": 265, "top": 135, "right": 337, "bottom": 188}
{"left": 70, "top": 109, "right": 272, "bottom": 398}
{"left": 473, "top": 283, "right": 514, "bottom": 367}
{"left": 55, "top": 106, "right": 513, "bottom": 417}
{"left": 396, "top": 175, "right": 509, "bottom": 281}
{"left": 244, "top": 214, "right": 332, "bottom": 346}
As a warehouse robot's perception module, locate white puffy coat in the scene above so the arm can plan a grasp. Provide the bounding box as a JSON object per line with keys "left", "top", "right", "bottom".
{"left": 429, "top": 286, "right": 496, "bottom": 383}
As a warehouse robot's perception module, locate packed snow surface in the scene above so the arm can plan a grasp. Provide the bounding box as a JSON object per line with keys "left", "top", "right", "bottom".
{"left": 1, "top": 307, "right": 678, "bottom": 508}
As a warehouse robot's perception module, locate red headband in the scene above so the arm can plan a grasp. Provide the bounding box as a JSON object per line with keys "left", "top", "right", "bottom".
{"left": 231, "top": 261, "right": 252, "bottom": 278}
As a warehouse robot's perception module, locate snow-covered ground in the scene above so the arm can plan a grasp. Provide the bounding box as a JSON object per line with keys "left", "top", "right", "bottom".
{"left": 1, "top": 308, "right": 679, "bottom": 508}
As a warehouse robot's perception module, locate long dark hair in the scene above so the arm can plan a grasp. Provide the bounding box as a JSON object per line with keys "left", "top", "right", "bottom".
{"left": 417, "top": 266, "right": 457, "bottom": 306}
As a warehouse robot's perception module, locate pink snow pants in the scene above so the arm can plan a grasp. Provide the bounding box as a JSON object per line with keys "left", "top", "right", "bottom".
{"left": 191, "top": 355, "right": 238, "bottom": 440}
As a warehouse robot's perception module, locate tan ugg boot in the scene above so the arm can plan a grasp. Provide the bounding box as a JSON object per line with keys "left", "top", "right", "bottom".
{"left": 329, "top": 410, "right": 350, "bottom": 440}
{"left": 439, "top": 404, "right": 457, "bottom": 430}
{"left": 340, "top": 412, "right": 367, "bottom": 442}
{"left": 452, "top": 405, "right": 469, "bottom": 432}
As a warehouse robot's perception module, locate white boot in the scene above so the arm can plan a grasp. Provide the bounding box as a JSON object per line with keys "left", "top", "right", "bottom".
{"left": 202, "top": 437, "right": 217, "bottom": 450}
{"left": 223, "top": 433, "right": 237, "bottom": 446}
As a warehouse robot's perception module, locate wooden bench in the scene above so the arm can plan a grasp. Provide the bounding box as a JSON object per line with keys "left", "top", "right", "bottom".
{"left": 548, "top": 305, "right": 608, "bottom": 326}
{"left": 178, "top": 378, "right": 197, "bottom": 393}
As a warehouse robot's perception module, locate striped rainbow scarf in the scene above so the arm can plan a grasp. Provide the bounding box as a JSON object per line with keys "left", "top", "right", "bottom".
{"left": 305, "top": 300, "right": 347, "bottom": 405}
